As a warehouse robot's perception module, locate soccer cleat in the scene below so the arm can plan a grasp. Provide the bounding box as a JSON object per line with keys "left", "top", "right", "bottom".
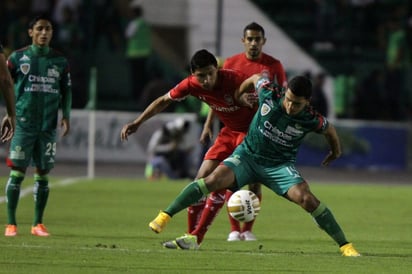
{"left": 340, "top": 243, "right": 361, "bottom": 257}
{"left": 149, "top": 211, "right": 171, "bottom": 233}
{"left": 31, "top": 224, "right": 50, "bottom": 237}
{"left": 163, "top": 234, "right": 199, "bottom": 250}
{"left": 240, "top": 231, "right": 257, "bottom": 241}
{"left": 168, "top": 234, "right": 199, "bottom": 250}
{"left": 162, "top": 239, "right": 179, "bottom": 249}
{"left": 5, "top": 225, "right": 17, "bottom": 237}
{"left": 227, "top": 231, "right": 241, "bottom": 241}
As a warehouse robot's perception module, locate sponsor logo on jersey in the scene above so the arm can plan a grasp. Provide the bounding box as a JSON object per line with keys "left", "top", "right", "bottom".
{"left": 224, "top": 94, "right": 234, "bottom": 105}
{"left": 10, "top": 146, "right": 25, "bottom": 160}
{"left": 285, "top": 125, "right": 304, "bottom": 136}
{"left": 19, "top": 55, "right": 30, "bottom": 61}
{"left": 224, "top": 154, "right": 241, "bottom": 166}
{"left": 260, "top": 103, "right": 271, "bottom": 116}
{"left": 20, "top": 63, "right": 30, "bottom": 75}
{"left": 47, "top": 66, "right": 60, "bottom": 78}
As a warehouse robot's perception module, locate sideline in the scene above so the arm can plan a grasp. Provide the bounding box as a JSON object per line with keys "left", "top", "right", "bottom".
{"left": 0, "top": 177, "right": 87, "bottom": 204}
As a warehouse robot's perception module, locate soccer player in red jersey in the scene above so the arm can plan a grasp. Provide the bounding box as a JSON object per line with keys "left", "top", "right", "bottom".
{"left": 160, "top": 23, "right": 287, "bottom": 249}
{"left": 121, "top": 49, "right": 258, "bottom": 248}
{"left": 222, "top": 22, "right": 287, "bottom": 241}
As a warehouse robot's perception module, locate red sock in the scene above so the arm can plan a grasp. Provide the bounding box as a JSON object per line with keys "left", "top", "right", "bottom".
{"left": 187, "top": 196, "right": 206, "bottom": 233}
{"left": 225, "top": 189, "right": 241, "bottom": 232}
{"left": 242, "top": 193, "right": 262, "bottom": 232}
{"left": 191, "top": 189, "right": 226, "bottom": 244}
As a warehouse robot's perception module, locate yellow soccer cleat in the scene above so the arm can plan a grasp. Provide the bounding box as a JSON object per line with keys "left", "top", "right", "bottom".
{"left": 340, "top": 242, "right": 361, "bottom": 257}
{"left": 149, "top": 211, "right": 171, "bottom": 233}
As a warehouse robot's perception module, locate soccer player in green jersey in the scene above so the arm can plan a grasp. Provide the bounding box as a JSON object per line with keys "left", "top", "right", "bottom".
{"left": 0, "top": 42, "right": 16, "bottom": 142}
{"left": 4, "top": 14, "right": 72, "bottom": 237}
{"left": 149, "top": 73, "right": 361, "bottom": 257}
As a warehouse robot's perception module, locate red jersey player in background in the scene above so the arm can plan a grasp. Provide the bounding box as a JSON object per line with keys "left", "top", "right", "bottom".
{"left": 162, "top": 23, "right": 287, "bottom": 249}
{"left": 222, "top": 22, "right": 287, "bottom": 241}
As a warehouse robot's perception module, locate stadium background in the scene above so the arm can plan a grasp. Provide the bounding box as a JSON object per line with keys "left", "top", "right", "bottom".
{"left": 0, "top": 0, "right": 411, "bottom": 178}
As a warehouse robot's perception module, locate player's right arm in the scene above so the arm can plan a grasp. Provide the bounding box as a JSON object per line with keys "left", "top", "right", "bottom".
{"left": 120, "top": 93, "right": 173, "bottom": 141}
{"left": 235, "top": 74, "right": 260, "bottom": 108}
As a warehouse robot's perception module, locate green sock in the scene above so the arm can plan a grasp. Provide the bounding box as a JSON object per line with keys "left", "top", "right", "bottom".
{"left": 311, "top": 203, "right": 348, "bottom": 246}
{"left": 164, "top": 179, "right": 209, "bottom": 216}
{"left": 33, "top": 174, "right": 50, "bottom": 226}
{"left": 5, "top": 170, "right": 25, "bottom": 225}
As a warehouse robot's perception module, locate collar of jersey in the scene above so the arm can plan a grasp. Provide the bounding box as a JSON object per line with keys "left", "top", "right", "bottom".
{"left": 30, "top": 44, "right": 50, "bottom": 56}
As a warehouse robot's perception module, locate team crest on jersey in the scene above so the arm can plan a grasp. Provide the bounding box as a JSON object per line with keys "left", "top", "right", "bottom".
{"left": 20, "top": 63, "right": 30, "bottom": 75}
{"left": 260, "top": 103, "right": 271, "bottom": 116}
{"left": 224, "top": 94, "right": 234, "bottom": 105}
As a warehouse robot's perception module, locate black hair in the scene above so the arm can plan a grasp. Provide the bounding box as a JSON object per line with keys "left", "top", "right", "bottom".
{"left": 29, "top": 13, "right": 53, "bottom": 29}
{"left": 243, "top": 22, "right": 265, "bottom": 37}
{"left": 190, "top": 49, "right": 218, "bottom": 72}
{"left": 288, "top": 75, "right": 312, "bottom": 99}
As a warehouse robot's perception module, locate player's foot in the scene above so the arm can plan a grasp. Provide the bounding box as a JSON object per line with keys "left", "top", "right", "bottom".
{"left": 340, "top": 243, "right": 361, "bottom": 257}
{"left": 175, "top": 234, "right": 199, "bottom": 250}
{"left": 227, "top": 231, "right": 241, "bottom": 241}
{"left": 5, "top": 224, "right": 17, "bottom": 237}
{"left": 162, "top": 239, "right": 179, "bottom": 249}
{"left": 31, "top": 224, "right": 50, "bottom": 237}
{"left": 240, "top": 231, "right": 257, "bottom": 241}
{"left": 149, "top": 211, "right": 171, "bottom": 233}
{"left": 163, "top": 234, "right": 200, "bottom": 250}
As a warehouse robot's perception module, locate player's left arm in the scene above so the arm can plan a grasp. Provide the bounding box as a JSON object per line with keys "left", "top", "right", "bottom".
{"left": 321, "top": 123, "right": 342, "bottom": 166}
{"left": 60, "top": 62, "right": 72, "bottom": 137}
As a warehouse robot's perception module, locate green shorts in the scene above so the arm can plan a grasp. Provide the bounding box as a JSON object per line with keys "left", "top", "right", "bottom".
{"left": 223, "top": 146, "right": 304, "bottom": 196}
{"left": 8, "top": 127, "right": 57, "bottom": 170}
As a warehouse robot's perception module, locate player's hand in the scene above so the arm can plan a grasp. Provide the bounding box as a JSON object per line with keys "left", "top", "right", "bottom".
{"left": 120, "top": 123, "right": 138, "bottom": 141}
{"left": 239, "top": 92, "right": 258, "bottom": 108}
{"left": 200, "top": 126, "right": 213, "bottom": 145}
{"left": 0, "top": 115, "right": 15, "bottom": 142}
{"left": 321, "top": 150, "right": 340, "bottom": 166}
{"left": 60, "top": 118, "right": 70, "bottom": 137}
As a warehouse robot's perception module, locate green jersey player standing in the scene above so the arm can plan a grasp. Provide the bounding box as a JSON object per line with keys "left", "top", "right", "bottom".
{"left": 149, "top": 73, "right": 361, "bottom": 257}
{"left": 4, "top": 14, "right": 72, "bottom": 237}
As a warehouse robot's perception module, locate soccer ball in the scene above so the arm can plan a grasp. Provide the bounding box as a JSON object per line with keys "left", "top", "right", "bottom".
{"left": 227, "top": 190, "right": 260, "bottom": 222}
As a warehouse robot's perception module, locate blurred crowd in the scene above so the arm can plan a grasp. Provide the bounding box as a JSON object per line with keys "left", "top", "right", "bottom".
{"left": 1, "top": 0, "right": 411, "bottom": 120}
{"left": 312, "top": 0, "right": 412, "bottom": 121}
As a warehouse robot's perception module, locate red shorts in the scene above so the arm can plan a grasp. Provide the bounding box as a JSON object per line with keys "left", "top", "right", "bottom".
{"left": 204, "top": 127, "right": 246, "bottom": 162}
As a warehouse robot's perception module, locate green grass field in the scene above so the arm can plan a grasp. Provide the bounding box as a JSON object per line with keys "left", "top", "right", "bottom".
{"left": 0, "top": 176, "right": 411, "bottom": 274}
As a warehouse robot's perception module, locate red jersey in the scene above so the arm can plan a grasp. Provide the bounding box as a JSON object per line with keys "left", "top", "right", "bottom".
{"left": 169, "top": 69, "right": 255, "bottom": 132}
{"left": 223, "top": 52, "right": 287, "bottom": 87}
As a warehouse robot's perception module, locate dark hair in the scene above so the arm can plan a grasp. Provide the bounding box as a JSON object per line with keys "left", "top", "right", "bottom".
{"left": 243, "top": 22, "right": 265, "bottom": 37}
{"left": 29, "top": 13, "right": 53, "bottom": 29}
{"left": 190, "top": 49, "right": 218, "bottom": 72}
{"left": 288, "top": 76, "right": 312, "bottom": 99}
{"left": 132, "top": 6, "right": 143, "bottom": 17}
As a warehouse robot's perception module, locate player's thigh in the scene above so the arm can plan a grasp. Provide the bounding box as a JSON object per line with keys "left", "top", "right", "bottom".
{"left": 260, "top": 164, "right": 304, "bottom": 196}
{"left": 223, "top": 149, "right": 258, "bottom": 191}
{"left": 33, "top": 130, "right": 57, "bottom": 170}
